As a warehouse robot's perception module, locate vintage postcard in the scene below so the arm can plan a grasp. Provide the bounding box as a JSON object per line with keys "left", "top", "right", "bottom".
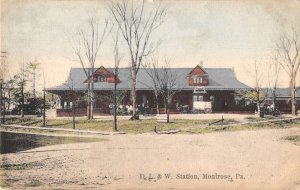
{"left": 0, "top": 0, "right": 300, "bottom": 189}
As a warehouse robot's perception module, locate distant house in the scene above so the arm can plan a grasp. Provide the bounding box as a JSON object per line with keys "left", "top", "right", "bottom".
{"left": 46, "top": 65, "right": 252, "bottom": 116}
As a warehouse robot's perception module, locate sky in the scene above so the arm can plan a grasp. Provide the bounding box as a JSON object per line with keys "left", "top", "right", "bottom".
{"left": 1, "top": 0, "right": 300, "bottom": 91}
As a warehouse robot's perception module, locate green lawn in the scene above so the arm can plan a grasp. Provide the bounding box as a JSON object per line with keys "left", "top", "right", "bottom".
{"left": 189, "top": 119, "right": 299, "bottom": 133}
{"left": 0, "top": 131, "right": 105, "bottom": 154}
{"left": 3, "top": 117, "right": 240, "bottom": 133}
{"left": 3, "top": 116, "right": 300, "bottom": 134}
{"left": 244, "top": 115, "right": 288, "bottom": 122}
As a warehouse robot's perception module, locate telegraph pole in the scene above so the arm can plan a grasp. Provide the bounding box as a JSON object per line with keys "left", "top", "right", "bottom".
{"left": 0, "top": 79, "right": 3, "bottom": 126}
{"left": 0, "top": 51, "right": 7, "bottom": 125}
{"left": 43, "top": 71, "right": 46, "bottom": 127}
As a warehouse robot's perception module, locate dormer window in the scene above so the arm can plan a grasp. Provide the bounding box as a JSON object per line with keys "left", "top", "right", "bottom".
{"left": 193, "top": 76, "right": 203, "bottom": 84}
{"left": 97, "top": 75, "right": 106, "bottom": 82}
{"left": 188, "top": 65, "right": 209, "bottom": 86}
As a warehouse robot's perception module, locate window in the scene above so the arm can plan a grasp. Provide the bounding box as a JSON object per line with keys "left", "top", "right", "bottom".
{"left": 193, "top": 95, "right": 203, "bottom": 101}
{"left": 97, "top": 75, "right": 106, "bottom": 82}
{"left": 193, "top": 76, "right": 203, "bottom": 84}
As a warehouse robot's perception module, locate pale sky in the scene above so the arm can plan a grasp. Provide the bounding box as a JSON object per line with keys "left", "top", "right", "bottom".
{"left": 1, "top": 0, "right": 300, "bottom": 91}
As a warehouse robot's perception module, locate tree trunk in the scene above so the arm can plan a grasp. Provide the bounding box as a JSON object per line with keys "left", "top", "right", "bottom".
{"left": 43, "top": 89, "right": 46, "bottom": 127}
{"left": 256, "top": 91, "right": 261, "bottom": 117}
{"left": 21, "top": 83, "right": 24, "bottom": 117}
{"left": 257, "top": 102, "right": 261, "bottom": 117}
{"left": 290, "top": 77, "right": 296, "bottom": 115}
{"left": 33, "top": 71, "right": 36, "bottom": 98}
{"left": 72, "top": 100, "right": 75, "bottom": 129}
{"left": 164, "top": 97, "right": 167, "bottom": 114}
{"left": 272, "top": 90, "right": 276, "bottom": 116}
{"left": 1, "top": 82, "right": 5, "bottom": 124}
{"left": 167, "top": 98, "right": 170, "bottom": 123}
{"left": 113, "top": 78, "right": 118, "bottom": 131}
{"left": 155, "top": 93, "right": 159, "bottom": 115}
{"left": 7, "top": 93, "right": 11, "bottom": 111}
{"left": 87, "top": 81, "right": 91, "bottom": 119}
{"left": 91, "top": 80, "right": 94, "bottom": 119}
{"left": 131, "top": 68, "right": 137, "bottom": 118}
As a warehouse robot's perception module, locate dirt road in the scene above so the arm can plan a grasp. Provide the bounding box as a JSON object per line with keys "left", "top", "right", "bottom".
{"left": 1, "top": 128, "right": 300, "bottom": 190}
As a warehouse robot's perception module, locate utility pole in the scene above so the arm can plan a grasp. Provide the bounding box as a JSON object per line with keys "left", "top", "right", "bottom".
{"left": 113, "top": 73, "right": 117, "bottom": 131}
{"left": 43, "top": 71, "right": 46, "bottom": 127}
{"left": 43, "top": 87, "right": 46, "bottom": 127}
{"left": 0, "top": 80, "right": 3, "bottom": 126}
{"left": 0, "top": 51, "right": 7, "bottom": 125}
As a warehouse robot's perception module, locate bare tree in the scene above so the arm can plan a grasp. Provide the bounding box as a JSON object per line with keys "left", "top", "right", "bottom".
{"left": 27, "top": 61, "right": 40, "bottom": 98}
{"left": 12, "top": 62, "right": 28, "bottom": 117}
{"left": 143, "top": 56, "right": 160, "bottom": 114}
{"left": 68, "top": 19, "right": 110, "bottom": 120}
{"left": 252, "top": 60, "right": 267, "bottom": 116}
{"left": 19, "top": 62, "right": 27, "bottom": 117}
{"left": 110, "top": 0, "right": 166, "bottom": 118}
{"left": 275, "top": 28, "right": 300, "bottom": 115}
{"left": 267, "top": 55, "right": 281, "bottom": 115}
{"left": 112, "top": 29, "right": 122, "bottom": 131}
{"left": 146, "top": 58, "right": 179, "bottom": 123}
{"left": 239, "top": 60, "right": 266, "bottom": 116}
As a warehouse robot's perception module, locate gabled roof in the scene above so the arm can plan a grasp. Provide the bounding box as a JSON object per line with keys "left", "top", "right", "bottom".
{"left": 188, "top": 64, "right": 208, "bottom": 76}
{"left": 94, "top": 65, "right": 115, "bottom": 76}
{"left": 46, "top": 67, "right": 251, "bottom": 92}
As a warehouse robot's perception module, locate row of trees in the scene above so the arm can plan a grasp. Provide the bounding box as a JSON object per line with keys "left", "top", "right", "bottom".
{"left": 70, "top": 0, "right": 166, "bottom": 120}
{"left": 67, "top": 0, "right": 299, "bottom": 129}
{"left": 66, "top": 0, "right": 167, "bottom": 130}
{"left": 0, "top": 57, "right": 49, "bottom": 124}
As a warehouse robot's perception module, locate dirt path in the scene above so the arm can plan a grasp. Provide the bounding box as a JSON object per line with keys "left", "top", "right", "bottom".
{"left": 1, "top": 127, "right": 300, "bottom": 190}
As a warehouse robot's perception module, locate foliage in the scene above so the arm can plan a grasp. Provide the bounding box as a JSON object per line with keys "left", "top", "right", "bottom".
{"left": 237, "top": 90, "right": 267, "bottom": 103}
{"left": 11, "top": 96, "right": 51, "bottom": 115}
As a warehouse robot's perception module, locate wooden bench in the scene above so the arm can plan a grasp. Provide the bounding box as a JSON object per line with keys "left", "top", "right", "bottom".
{"left": 156, "top": 114, "right": 171, "bottom": 123}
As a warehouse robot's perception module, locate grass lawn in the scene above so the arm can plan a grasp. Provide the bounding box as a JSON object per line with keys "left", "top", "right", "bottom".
{"left": 244, "top": 115, "right": 289, "bottom": 122}
{"left": 3, "top": 116, "right": 300, "bottom": 135}
{"left": 3, "top": 117, "right": 239, "bottom": 133}
{"left": 0, "top": 131, "right": 106, "bottom": 154}
{"left": 188, "top": 119, "right": 300, "bottom": 133}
